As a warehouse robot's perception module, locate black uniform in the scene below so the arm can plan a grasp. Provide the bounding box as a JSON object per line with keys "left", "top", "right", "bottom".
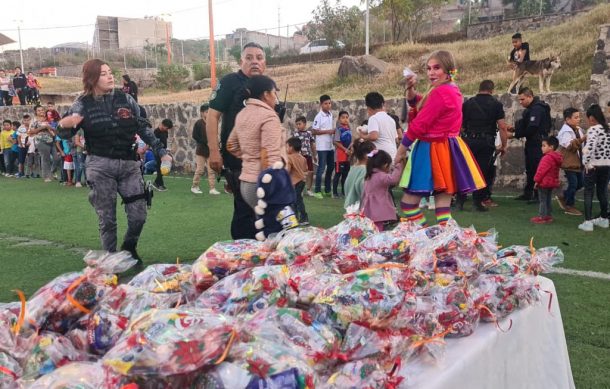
{"left": 514, "top": 97, "right": 552, "bottom": 199}
{"left": 12, "top": 73, "right": 27, "bottom": 105}
{"left": 153, "top": 128, "right": 169, "bottom": 188}
{"left": 209, "top": 70, "right": 257, "bottom": 240}
{"left": 461, "top": 93, "right": 505, "bottom": 206}
{"left": 62, "top": 89, "right": 167, "bottom": 260}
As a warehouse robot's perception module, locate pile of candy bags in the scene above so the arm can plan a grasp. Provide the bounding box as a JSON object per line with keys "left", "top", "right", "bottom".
{"left": 0, "top": 218, "right": 564, "bottom": 388}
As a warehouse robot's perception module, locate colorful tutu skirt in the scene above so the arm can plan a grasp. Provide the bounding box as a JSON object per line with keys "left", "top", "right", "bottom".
{"left": 399, "top": 137, "right": 485, "bottom": 195}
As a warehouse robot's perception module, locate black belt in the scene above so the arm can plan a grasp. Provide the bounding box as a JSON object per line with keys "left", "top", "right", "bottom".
{"left": 462, "top": 132, "right": 495, "bottom": 140}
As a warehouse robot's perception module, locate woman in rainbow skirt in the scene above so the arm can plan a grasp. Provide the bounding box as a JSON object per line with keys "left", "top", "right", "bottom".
{"left": 395, "top": 50, "right": 485, "bottom": 226}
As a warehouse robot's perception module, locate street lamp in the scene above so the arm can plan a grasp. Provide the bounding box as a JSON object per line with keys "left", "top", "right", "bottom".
{"left": 13, "top": 20, "right": 24, "bottom": 71}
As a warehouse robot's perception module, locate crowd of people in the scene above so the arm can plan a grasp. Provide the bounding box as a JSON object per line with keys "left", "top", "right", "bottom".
{"left": 1, "top": 39, "right": 610, "bottom": 263}
{"left": 0, "top": 67, "right": 41, "bottom": 106}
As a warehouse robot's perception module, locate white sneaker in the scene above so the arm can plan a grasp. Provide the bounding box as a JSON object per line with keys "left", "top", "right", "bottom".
{"left": 75, "top": 182, "right": 82, "bottom": 188}
{"left": 592, "top": 217, "right": 609, "bottom": 228}
{"left": 209, "top": 188, "right": 221, "bottom": 195}
{"left": 306, "top": 190, "right": 315, "bottom": 197}
{"left": 578, "top": 220, "right": 594, "bottom": 232}
{"left": 191, "top": 187, "right": 203, "bottom": 194}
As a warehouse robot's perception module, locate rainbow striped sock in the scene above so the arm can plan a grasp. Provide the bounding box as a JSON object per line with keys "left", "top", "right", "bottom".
{"left": 435, "top": 207, "right": 452, "bottom": 225}
{"left": 401, "top": 201, "right": 427, "bottom": 226}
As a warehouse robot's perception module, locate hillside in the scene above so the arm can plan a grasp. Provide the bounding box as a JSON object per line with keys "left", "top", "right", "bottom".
{"left": 38, "top": 4, "right": 610, "bottom": 104}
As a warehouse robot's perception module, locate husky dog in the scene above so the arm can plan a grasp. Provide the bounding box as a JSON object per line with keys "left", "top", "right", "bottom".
{"left": 507, "top": 54, "right": 561, "bottom": 94}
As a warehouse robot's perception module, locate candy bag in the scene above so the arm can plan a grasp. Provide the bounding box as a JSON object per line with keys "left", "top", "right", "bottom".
{"left": 329, "top": 214, "right": 378, "bottom": 252}
{"left": 310, "top": 267, "right": 404, "bottom": 330}
{"left": 82, "top": 250, "right": 138, "bottom": 274}
{"left": 430, "top": 282, "right": 479, "bottom": 337}
{"left": 103, "top": 308, "right": 235, "bottom": 377}
{"left": 322, "top": 357, "right": 391, "bottom": 389}
{"left": 0, "top": 352, "right": 22, "bottom": 388}
{"left": 25, "top": 362, "right": 105, "bottom": 389}
{"left": 21, "top": 332, "right": 87, "bottom": 381}
{"left": 265, "top": 227, "right": 332, "bottom": 265}
{"left": 356, "top": 231, "right": 411, "bottom": 264}
{"left": 192, "top": 240, "right": 270, "bottom": 290}
{"left": 195, "top": 265, "right": 293, "bottom": 316}
{"left": 128, "top": 263, "right": 197, "bottom": 302}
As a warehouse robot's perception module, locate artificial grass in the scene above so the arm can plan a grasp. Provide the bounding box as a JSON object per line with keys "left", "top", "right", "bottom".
{"left": 0, "top": 174, "right": 608, "bottom": 387}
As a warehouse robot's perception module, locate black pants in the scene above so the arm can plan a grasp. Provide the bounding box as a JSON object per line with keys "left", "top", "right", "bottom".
{"left": 584, "top": 166, "right": 610, "bottom": 220}
{"left": 524, "top": 145, "right": 543, "bottom": 198}
{"left": 293, "top": 181, "right": 308, "bottom": 222}
{"left": 0, "top": 91, "right": 11, "bottom": 106}
{"left": 332, "top": 161, "right": 350, "bottom": 196}
{"left": 225, "top": 168, "right": 257, "bottom": 239}
{"left": 16, "top": 89, "right": 25, "bottom": 105}
{"left": 154, "top": 155, "right": 164, "bottom": 187}
{"left": 464, "top": 137, "right": 495, "bottom": 204}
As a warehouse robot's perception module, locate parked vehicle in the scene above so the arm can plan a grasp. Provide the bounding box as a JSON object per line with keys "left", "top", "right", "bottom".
{"left": 299, "top": 40, "right": 345, "bottom": 55}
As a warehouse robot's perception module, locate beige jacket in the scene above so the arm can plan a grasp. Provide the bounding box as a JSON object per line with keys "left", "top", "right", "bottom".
{"left": 227, "top": 98, "right": 286, "bottom": 183}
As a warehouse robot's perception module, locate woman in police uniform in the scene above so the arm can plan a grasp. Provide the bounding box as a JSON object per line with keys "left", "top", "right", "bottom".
{"left": 59, "top": 59, "right": 171, "bottom": 264}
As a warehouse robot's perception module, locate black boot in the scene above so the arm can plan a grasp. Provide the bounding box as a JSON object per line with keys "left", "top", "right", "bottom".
{"left": 120, "top": 241, "right": 143, "bottom": 268}
{"left": 455, "top": 193, "right": 466, "bottom": 211}
{"left": 474, "top": 202, "right": 489, "bottom": 212}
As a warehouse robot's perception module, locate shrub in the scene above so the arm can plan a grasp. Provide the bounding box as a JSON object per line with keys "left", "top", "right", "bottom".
{"left": 191, "top": 63, "right": 233, "bottom": 81}
{"left": 155, "top": 64, "right": 190, "bottom": 91}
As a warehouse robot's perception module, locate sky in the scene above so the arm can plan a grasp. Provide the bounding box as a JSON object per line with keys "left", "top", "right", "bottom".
{"left": 0, "top": 0, "right": 363, "bottom": 50}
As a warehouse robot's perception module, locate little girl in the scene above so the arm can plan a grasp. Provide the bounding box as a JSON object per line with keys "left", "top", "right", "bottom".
{"left": 578, "top": 104, "right": 610, "bottom": 232}
{"left": 343, "top": 140, "right": 376, "bottom": 210}
{"left": 362, "top": 149, "right": 404, "bottom": 231}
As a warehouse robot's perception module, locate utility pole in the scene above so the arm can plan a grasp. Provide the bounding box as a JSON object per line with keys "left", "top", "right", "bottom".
{"left": 209, "top": 0, "right": 217, "bottom": 89}
{"left": 165, "top": 22, "right": 172, "bottom": 64}
{"left": 15, "top": 21, "right": 25, "bottom": 71}
{"left": 278, "top": 6, "right": 281, "bottom": 51}
{"left": 365, "top": 0, "right": 369, "bottom": 55}
{"left": 181, "top": 40, "right": 185, "bottom": 65}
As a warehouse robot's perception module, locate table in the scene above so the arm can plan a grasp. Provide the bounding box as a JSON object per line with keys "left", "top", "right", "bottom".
{"left": 402, "top": 276, "right": 575, "bottom": 389}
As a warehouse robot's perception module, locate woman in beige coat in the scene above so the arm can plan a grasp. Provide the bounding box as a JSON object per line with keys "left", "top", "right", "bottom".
{"left": 227, "top": 75, "right": 286, "bottom": 209}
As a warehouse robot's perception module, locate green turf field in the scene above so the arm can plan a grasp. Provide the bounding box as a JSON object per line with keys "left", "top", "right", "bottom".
{"left": 0, "top": 175, "right": 608, "bottom": 386}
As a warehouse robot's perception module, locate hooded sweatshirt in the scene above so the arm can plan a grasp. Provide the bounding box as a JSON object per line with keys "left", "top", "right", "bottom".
{"left": 534, "top": 150, "right": 563, "bottom": 189}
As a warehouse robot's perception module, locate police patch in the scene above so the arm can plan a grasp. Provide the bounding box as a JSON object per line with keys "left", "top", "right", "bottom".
{"left": 530, "top": 116, "right": 536, "bottom": 122}
{"left": 210, "top": 91, "right": 217, "bottom": 101}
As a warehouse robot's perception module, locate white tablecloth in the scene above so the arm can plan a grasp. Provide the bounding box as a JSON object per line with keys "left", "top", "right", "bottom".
{"left": 402, "top": 276, "right": 575, "bottom": 389}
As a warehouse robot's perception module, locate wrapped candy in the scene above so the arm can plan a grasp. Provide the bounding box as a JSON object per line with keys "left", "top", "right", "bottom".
{"left": 0, "top": 352, "right": 22, "bottom": 388}
{"left": 228, "top": 338, "right": 318, "bottom": 387}
{"left": 25, "top": 272, "right": 84, "bottom": 330}
{"left": 128, "top": 263, "right": 197, "bottom": 302}
{"left": 472, "top": 273, "right": 540, "bottom": 321}
{"left": 329, "top": 214, "right": 378, "bottom": 252}
{"left": 322, "top": 358, "right": 392, "bottom": 389}
{"left": 25, "top": 362, "right": 105, "bottom": 389}
{"left": 86, "top": 284, "right": 182, "bottom": 355}
{"left": 82, "top": 250, "right": 138, "bottom": 274}
{"left": 0, "top": 301, "right": 38, "bottom": 362}
{"left": 310, "top": 267, "right": 405, "bottom": 330}
{"left": 340, "top": 323, "right": 411, "bottom": 364}
{"left": 241, "top": 307, "right": 340, "bottom": 368}
{"left": 430, "top": 282, "right": 479, "bottom": 337}
{"left": 192, "top": 240, "right": 271, "bottom": 290}
{"left": 291, "top": 271, "right": 343, "bottom": 306}
{"left": 195, "top": 265, "right": 294, "bottom": 316}
{"left": 103, "top": 308, "right": 236, "bottom": 377}
{"left": 21, "top": 332, "right": 87, "bottom": 381}
{"left": 265, "top": 227, "right": 332, "bottom": 265}
{"left": 356, "top": 231, "right": 411, "bottom": 264}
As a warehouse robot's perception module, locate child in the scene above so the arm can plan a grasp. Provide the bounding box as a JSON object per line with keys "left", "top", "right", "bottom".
{"left": 73, "top": 128, "right": 86, "bottom": 186}
{"left": 395, "top": 50, "right": 485, "bottom": 226}
{"left": 57, "top": 134, "right": 74, "bottom": 186}
{"left": 1, "top": 119, "right": 16, "bottom": 176}
{"left": 293, "top": 116, "right": 316, "bottom": 196}
{"left": 333, "top": 110, "right": 352, "bottom": 198}
{"left": 344, "top": 140, "right": 376, "bottom": 210}
{"left": 362, "top": 149, "right": 404, "bottom": 231}
{"left": 556, "top": 108, "right": 585, "bottom": 216}
{"left": 286, "top": 137, "right": 309, "bottom": 225}
{"left": 531, "top": 136, "right": 562, "bottom": 224}
{"left": 14, "top": 120, "right": 28, "bottom": 178}
{"left": 25, "top": 118, "right": 39, "bottom": 178}
{"left": 578, "top": 104, "right": 610, "bottom": 232}
{"left": 191, "top": 104, "right": 219, "bottom": 195}
{"left": 312, "top": 94, "right": 335, "bottom": 198}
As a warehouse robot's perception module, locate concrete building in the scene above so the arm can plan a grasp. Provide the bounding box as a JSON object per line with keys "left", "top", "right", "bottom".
{"left": 225, "top": 28, "right": 305, "bottom": 54}
{"left": 93, "top": 16, "right": 172, "bottom": 53}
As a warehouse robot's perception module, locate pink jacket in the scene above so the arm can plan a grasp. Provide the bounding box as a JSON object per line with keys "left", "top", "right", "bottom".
{"left": 405, "top": 83, "right": 463, "bottom": 142}
{"left": 534, "top": 151, "right": 563, "bottom": 189}
{"left": 228, "top": 99, "right": 286, "bottom": 183}
{"left": 362, "top": 162, "right": 404, "bottom": 222}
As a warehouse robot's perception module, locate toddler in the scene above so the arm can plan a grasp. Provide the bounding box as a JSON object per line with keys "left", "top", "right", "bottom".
{"left": 531, "top": 136, "right": 562, "bottom": 224}
{"left": 286, "top": 137, "right": 309, "bottom": 225}
{"left": 344, "top": 140, "right": 376, "bottom": 210}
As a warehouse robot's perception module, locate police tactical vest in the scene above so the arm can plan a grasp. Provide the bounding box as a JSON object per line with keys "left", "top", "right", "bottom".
{"left": 464, "top": 96, "right": 496, "bottom": 136}
{"left": 81, "top": 90, "right": 138, "bottom": 159}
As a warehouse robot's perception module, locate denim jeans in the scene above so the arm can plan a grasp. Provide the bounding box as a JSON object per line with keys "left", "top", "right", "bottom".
{"left": 74, "top": 152, "right": 87, "bottom": 184}
{"left": 3, "top": 150, "right": 16, "bottom": 174}
{"left": 584, "top": 166, "right": 609, "bottom": 220}
{"left": 538, "top": 188, "right": 553, "bottom": 217}
{"left": 563, "top": 170, "right": 583, "bottom": 207}
{"left": 293, "top": 181, "right": 308, "bottom": 222}
{"left": 315, "top": 150, "right": 334, "bottom": 193}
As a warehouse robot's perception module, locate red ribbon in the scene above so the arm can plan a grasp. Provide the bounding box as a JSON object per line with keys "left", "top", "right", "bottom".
{"left": 0, "top": 366, "right": 17, "bottom": 380}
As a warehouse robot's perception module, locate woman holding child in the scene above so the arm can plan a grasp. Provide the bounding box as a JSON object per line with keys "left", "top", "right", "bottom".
{"left": 395, "top": 50, "right": 485, "bottom": 226}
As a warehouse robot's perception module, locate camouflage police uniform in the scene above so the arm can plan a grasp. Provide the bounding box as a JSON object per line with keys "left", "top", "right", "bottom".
{"left": 61, "top": 89, "right": 167, "bottom": 259}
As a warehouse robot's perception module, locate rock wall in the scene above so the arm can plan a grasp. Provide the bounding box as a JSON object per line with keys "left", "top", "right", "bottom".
{"left": 466, "top": 10, "right": 588, "bottom": 40}
{"left": 590, "top": 24, "right": 610, "bottom": 110}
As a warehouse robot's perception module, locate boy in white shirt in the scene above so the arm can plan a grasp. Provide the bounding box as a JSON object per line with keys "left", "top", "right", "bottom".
{"left": 312, "top": 94, "right": 335, "bottom": 198}
{"left": 359, "top": 92, "right": 398, "bottom": 160}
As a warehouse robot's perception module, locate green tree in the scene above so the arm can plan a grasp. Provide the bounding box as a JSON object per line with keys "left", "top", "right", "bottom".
{"left": 155, "top": 64, "right": 189, "bottom": 91}
{"left": 307, "top": 0, "right": 364, "bottom": 47}
{"left": 372, "top": 0, "right": 447, "bottom": 43}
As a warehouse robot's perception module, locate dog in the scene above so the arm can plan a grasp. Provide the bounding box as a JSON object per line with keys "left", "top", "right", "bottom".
{"left": 507, "top": 54, "right": 561, "bottom": 94}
